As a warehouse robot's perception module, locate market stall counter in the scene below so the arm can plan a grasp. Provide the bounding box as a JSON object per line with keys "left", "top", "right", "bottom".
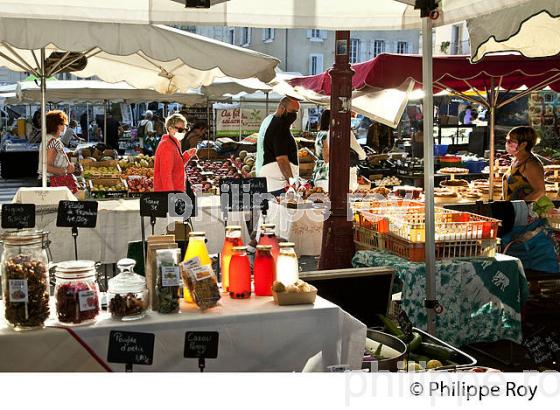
{"left": 352, "top": 250, "right": 529, "bottom": 348}
{"left": 0, "top": 295, "right": 365, "bottom": 372}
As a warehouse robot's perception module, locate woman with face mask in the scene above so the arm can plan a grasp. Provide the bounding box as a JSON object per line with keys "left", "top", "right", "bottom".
{"left": 503, "top": 126, "right": 545, "bottom": 201}
{"left": 153, "top": 113, "right": 197, "bottom": 192}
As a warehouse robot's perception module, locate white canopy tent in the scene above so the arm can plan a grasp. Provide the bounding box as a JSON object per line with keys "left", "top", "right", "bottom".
{"left": 468, "top": 0, "right": 560, "bottom": 62}
{"left": 0, "top": 6, "right": 279, "bottom": 187}
{"left": 168, "top": 0, "right": 538, "bottom": 336}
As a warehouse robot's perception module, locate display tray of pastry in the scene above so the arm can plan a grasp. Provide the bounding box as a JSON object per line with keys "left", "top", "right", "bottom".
{"left": 434, "top": 188, "right": 458, "bottom": 198}
{"left": 545, "top": 176, "right": 560, "bottom": 184}
{"left": 440, "top": 179, "right": 469, "bottom": 187}
{"left": 461, "top": 190, "right": 482, "bottom": 200}
{"left": 438, "top": 167, "right": 469, "bottom": 175}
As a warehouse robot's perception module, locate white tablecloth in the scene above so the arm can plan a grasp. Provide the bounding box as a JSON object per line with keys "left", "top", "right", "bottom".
{"left": 0, "top": 296, "right": 366, "bottom": 372}
{"left": 0, "top": 196, "right": 251, "bottom": 263}
{"left": 265, "top": 201, "right": 325, "bottom": 256}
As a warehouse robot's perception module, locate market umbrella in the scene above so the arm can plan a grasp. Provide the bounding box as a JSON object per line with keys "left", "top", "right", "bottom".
{"left": 0, "top": 16, "right": 279, "bottom": 187}
{"left": 468, "top": 0, "right": 560, "bottom": 62}
{"left": 289, "top": 53, "right": 560, "bottom": 197}
{"left": 171, "top": 0, "right": 540, "bottom": 335}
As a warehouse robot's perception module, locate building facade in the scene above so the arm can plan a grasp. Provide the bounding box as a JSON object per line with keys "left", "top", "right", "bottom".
{"left": 188, "top": 26, "right": 420, "bottom": 75}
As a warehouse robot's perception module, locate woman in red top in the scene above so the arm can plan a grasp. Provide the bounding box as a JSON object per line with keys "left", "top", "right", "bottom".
{"left": 153, "top": 113, "right": 196, "bottom": 192}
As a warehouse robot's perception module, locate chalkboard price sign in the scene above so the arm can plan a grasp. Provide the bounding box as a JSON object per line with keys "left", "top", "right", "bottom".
{"left": 184, "top": 331, "right": 219, "bottom": 359}
{"left": 56, "top": 201, "right": 98, "bottom": 228}
{"left": 140, "top": 192, "right": 169, "bottom": 218}
{"left": 1, "top": 204, "right": 35, "bottom": 229}
{"left": 523, "top": 328, "right": 559, "bottom": 366}
{"left": 220, "top": 177, "right": 268, "bottom": 212}
{"left": 107, "top": 330, "right": 155, "bottom": 366}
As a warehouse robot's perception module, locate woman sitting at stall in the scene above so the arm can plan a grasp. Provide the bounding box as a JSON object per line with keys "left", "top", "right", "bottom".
{"left": 37, "top": 110, "right": 76, "bottom": 190}
{"left": 503, "top": 126, "right": 545, "bottom": 201}
{"left": 312, "top": 109, "right": 366, "bottom": 191}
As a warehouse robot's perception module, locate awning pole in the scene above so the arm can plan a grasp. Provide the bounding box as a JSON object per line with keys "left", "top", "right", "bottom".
{"left": 422, "top": 17, "right": 437, "bottom": 336}
{"left": 104, "top": 100, "right": 107, "bottom": 145}
{"left": 40, "top": 48, "right": 47, "bottom": 188}
{"left": 489, "top": 78, "right": 496, "bottom": 199}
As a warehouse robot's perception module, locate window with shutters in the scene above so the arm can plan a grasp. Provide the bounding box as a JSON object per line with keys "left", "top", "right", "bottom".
{"left": 263, "top": 28, "right": 275, "bottom": 42}
{"left": 373, "top": 40, "right": 385, "bottom": 57}
{"left": 241, "top": 27, "right": 251, "bottom": 46}
{"left": 308, "top": 29, "right": 326, "bottom": 42}
{"left": 397, "top": 41, "right": 409, "bottom": 54}
{"left": 349, "top": 39, "right": 360, "bottom": 64}
{"left": 309, "top": 54, "right": 324, "bottom": 75}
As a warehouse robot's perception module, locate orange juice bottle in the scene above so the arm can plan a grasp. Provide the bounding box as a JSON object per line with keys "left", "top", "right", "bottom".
{"left": 183, "top": 232, "right": 212, "bottom": 303}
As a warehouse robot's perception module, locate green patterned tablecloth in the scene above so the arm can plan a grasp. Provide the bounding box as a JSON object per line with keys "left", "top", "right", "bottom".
{"left": 352, "top": 250, "right": 529, "bottom": 347}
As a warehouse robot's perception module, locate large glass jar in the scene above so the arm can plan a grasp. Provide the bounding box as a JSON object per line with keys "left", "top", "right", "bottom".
{"left": 1, "top": 230, "right": 50, "bottom": 331}
{"left": 228, "top": 246, "right": 252, "bottom": 299}
{"left": 54, "top": 260, "right": 100, "bottom": 325}
{"left": 276, "top": 242, "right": 299, "bottom": 286}
{"left": 220, "top": 225, "right": 243, "bottom": 293}
{"left": 254, "top": 245, "right": 275, "bottom": 296}
{"left": 107, "top": 258, "right": 148, "bottom": 321}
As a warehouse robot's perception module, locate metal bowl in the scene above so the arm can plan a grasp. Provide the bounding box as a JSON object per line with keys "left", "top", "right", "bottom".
{"left": 363, "top": 329, "right": 407, "bottom": 372}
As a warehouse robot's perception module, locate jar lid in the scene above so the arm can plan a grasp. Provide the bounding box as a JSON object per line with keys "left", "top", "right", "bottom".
{"left": 189, "top": 231, "right": 206, "bottom": 237}
{"left": 109, "top": 258, "right": 146, "bottom": 294}
{"left": 55, "top": 260, "right": 96, "bottom": 279}
{"left": 256, "top": 245, "right": 272, "bottom": 251}
{"left": 261, "top": 224, "right": 276, "bottom": 229}
{"left": 232, "top": 246, "right": 248, "bottom": 251}
{"left": 1, "top": 229, "right": 44, "bottom": 245}
{"left": 225, "top": 225, "right": 242, "bottom": 231}
{"left": 279, "top": 242, "right": 295, "bottom": 248}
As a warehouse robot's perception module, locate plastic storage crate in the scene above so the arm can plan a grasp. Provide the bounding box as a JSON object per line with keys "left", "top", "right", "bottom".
{"left": 384, "top": 233, "right": 497, "bottom": 262}
{"left": 353, "top": 225, "right": 385, "bottom": 251}
{"left": 388, "top": 208, "right": 500, "bottom": 243}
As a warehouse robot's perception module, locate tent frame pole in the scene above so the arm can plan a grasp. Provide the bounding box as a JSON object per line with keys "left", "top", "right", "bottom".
{"left": 422, "top": 17, "right": 437, "bottom": 336}
{"left": 104, "top": 100, "right": 108, "bottom": 145}
{"left": 40, "top": 48, "right": 47, "bottom": 188}
{"left": 489, "top": 78, "right": 496, "bottom": 199}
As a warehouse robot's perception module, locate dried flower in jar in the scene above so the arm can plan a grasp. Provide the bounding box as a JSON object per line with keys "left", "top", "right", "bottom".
{"left": 108, "top": 293, "right": 146, "bottom": 318}
{"left": 3, "top": 255, "right": 50, "bottom": 328}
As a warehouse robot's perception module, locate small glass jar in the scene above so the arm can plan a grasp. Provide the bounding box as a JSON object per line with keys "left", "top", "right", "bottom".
{"left": 1, "top": 230, "right": 50, "bottom": 331}
{"left": 254, "top": 245, "right": 275, "bottom": 296}
{"left": 258, "top": 224, "right": 280, "bottom": 260}
{"left": 54, "top": 260, "right": 100, "bottom": 325}
{"left": 107, "top": 258, "right": 149, "bottom": 321}
{"left": 276, "top": 242, "right": 299, "bottom": 286}
{"left": 228, "top": 246, "right": 252, "bottom": 299}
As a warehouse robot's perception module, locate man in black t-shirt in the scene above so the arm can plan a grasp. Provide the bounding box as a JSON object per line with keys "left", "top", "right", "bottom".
{"left": 258, "top": 96, "right": 300, "bottom": 194}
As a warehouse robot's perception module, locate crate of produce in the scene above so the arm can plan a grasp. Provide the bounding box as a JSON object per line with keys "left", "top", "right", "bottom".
{"left": 351, "top": 198, "right": 424, "bottom": 211}
{"left": 384, "top": 233, "right": 497, "bottom": 262}
{"left": 82, "top": 160, "right": 122, "bottom": 179}
{"left": 388, "top": 208, "right": 500, "bottom": 242}
{"left": 354, "top": 201, "right": 425, "bottom": 233}
{"left": 88, "top": 178, "right": 128, "bottom": 199}
{"left": 126, "top": 175, "right": 154, "bottom": 197}
{"left": 353, "top": 225, "right": 385, "bottom": 251}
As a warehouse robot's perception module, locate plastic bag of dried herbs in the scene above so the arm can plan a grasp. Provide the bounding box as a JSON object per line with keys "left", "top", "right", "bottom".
{"left": 155, "top": 248, "right": 182, "bottom": 314}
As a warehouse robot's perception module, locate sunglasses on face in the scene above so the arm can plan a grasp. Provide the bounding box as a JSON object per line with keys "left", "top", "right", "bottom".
{"left": 175, "top": 127, "right": 186, "bottom": 133}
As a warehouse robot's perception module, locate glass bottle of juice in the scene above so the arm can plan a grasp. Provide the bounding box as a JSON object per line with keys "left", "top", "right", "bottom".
{"left": 257, "top": 224, "right": 280, "bottom": 260}
{"left": 228, "top": 246, "right": 252, "bottom": 299}
{"left": 220, "top": 226, "right": 243, "bottom": 293}
{"left": 183, "top": 232, "right": 211, "bottom": 303}
{"left": 254, "top": 245, "right": 275, "bottom": 296}
{"left": 276, "top": 242, "right": 299, "bottom": 286}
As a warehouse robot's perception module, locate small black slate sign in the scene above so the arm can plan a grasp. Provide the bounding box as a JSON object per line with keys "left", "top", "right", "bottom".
{"left": 107, "top": 330, "right": 155, "bottom": 366}
{"left": 56, "top": 201, "right": 98, "bottom": 228}
{"left": 1, "top": 204, "right": 35, "bottom": 229}
{"left": 184, "top": 331, "right": 219, "bottom": 359}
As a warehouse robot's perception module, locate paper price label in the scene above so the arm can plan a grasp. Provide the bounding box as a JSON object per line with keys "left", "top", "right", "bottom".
{"left": 161, "top": 266, "right": 182, "bottom": 287}
{"left": 78, "top": 290, "right": 97, "bottom": 312}
{"left": 8, "top": 279, "right": 29, "bottom": 303}
{"left": 193, "top": 266, "right": 213, "bottom": 282}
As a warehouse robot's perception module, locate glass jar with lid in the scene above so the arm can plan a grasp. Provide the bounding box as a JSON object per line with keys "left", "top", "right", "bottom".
{"left": 54, "top": 260, "right": 100, "bottom": 325}
{"left": 258, "top": 224, "right": 280, "bottom": 260}
{"left": 276, "top": 242, "right": 299, "bottom": 286}
{"left": 1, "top": 230, "right": 50, "bottom": 331}
{"left": 107, "top": 258, "right": 148, "bottom": 321}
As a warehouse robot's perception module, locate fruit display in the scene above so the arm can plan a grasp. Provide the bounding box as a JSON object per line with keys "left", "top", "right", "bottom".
{"left": 83, "top": 166, "right": 122, "bottom": 179}
{"left": 127, "top": 176, "right": 154, "bottom": 194}
{"left": 119, "top": 154, "right": 154, "bottom": 171}
{"left": 80, "top": 145, "right": 117, "bottom": 162}
{"left": 186, "top": 156, "right": 253, "bottom": 194}
{"left": 298, "top": 148, "right": 316, "bottom": 163}
{"left": 123, "top": 167, "right": 154, "bottom": 178}
{"left": 89, "top": 178, "right": 128, "bottom": 199}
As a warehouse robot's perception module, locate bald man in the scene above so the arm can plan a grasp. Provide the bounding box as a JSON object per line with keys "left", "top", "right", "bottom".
{"left": 256, "top": 96, "right": 300, "bottom": 194}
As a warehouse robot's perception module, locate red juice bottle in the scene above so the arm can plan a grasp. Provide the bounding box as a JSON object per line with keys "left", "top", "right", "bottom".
{"left": 228, "top": 246, "right": 251, "bottom": 299}
{"left": 254, "top": 245, "right": 275, "bottom": 296}
{"left": 258, "top": 224, "right": 280, "bottom": 261}
{"left": 220, "top": 226, "right": 243, "bottom": 293}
